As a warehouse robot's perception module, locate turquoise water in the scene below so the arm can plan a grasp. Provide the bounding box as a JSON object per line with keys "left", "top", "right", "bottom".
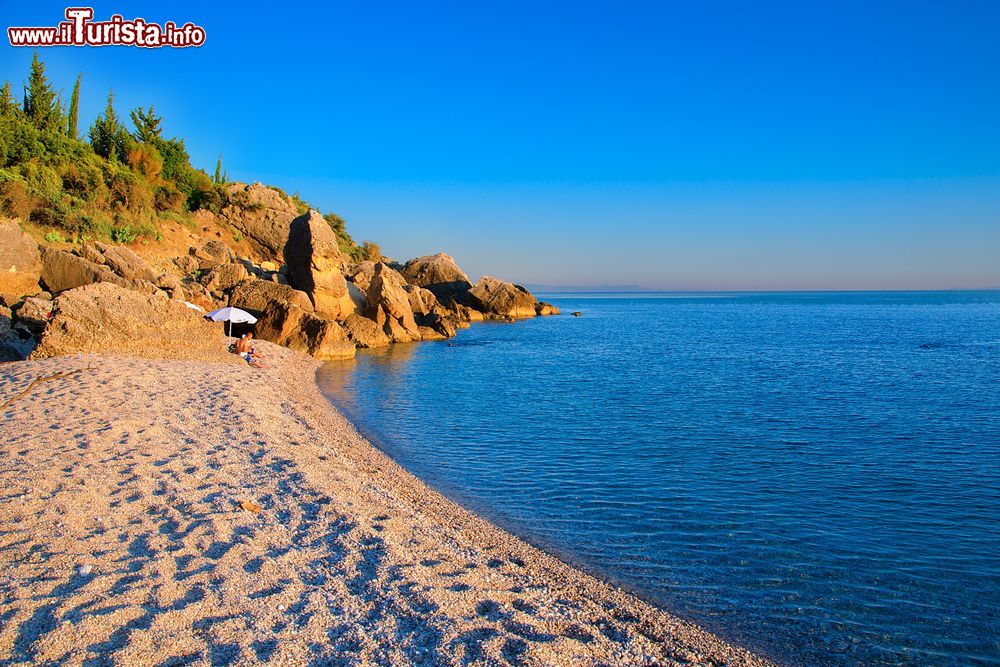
{"left": 316, "top": 292, "right": 1000, "bottom": 666}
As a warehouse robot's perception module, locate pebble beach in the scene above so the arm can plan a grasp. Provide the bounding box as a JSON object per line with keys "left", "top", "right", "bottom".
{"left": 0, "top": 343, "right": 773, "bottom": 666}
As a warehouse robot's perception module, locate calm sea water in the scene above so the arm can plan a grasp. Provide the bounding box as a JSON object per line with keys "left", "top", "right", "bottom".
{"left": 316, "top": 292, "right": 1000, "bottom": 666}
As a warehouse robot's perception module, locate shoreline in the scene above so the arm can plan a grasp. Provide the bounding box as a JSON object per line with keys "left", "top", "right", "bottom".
{"left": 0, "top": 343, "right": 776, "bottom": 666}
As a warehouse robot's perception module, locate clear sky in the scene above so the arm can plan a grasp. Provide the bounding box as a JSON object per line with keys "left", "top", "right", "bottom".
{"left": 2, "top": 1, "right": 998, "bottom": 289}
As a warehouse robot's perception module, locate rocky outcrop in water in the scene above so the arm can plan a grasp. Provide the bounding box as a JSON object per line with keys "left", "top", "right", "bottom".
{"left": 467, "top": 276, "right": 538, "bottom": 319}
{"left": 365, "top": 263, "right": 421, "bottom": 343}
{"left": 401, "top": 253, "right": 472, "bottom": 305}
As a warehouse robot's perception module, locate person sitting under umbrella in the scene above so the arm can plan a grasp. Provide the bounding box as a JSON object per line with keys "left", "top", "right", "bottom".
{"left": 235, "top": 333, "right": 267, "bottom": 368}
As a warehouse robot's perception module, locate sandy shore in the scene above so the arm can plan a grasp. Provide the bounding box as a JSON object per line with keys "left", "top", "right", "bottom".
{"left": 0, "top": 343, "right": 776, "bottom": 666}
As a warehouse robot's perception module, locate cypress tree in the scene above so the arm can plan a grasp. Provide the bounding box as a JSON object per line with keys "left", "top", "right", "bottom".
{"left": 0, "top": 82, "right": 16, "bottom": 116}
{"left": 90, "top": 90, "right": 125, "bottom": 161}
{"left": 23, "top": 52, "right": 62, "bottom": 132}
{"left": 214, "top": 153, "right": 222, "bottom": 184}
{"left": 67, "top": 73, "right": 81, "bottom": 139}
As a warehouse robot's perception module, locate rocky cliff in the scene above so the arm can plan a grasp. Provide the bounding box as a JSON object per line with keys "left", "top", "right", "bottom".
{"left": 2, "top": 184, "right": 559, "bottom": 362}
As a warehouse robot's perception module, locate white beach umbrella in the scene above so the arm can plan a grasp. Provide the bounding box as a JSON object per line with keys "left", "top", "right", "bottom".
{"left": 205, "top": 306, "right": 258, "bottom": 340}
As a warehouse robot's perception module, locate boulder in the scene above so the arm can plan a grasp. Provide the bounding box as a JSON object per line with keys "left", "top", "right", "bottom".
{"left": 467, "top": 276, "right": 538, "bottom": 319}
{"left": 341, "top": 313, "right": 391, "bottom": 348}
{"left": 40, "top": 248, "right": 124, "bottom": 294}
{"left": 219, "top": 183, "right": 298, "bottom": 261}
{"left": 13, "top": 296, "right": 53, "bottom": 335}
{"left": 155, "top": 273, "right": 183, "bottom": 293}
{"left": 174, "top": 254, "right": 200, "bottom": 275}
{"left": 196, "top": 240, "right": 232, "bottom": 269}
{"left": 0, "top": 218, "right": 41, "bottom": 297}
{"left": 284, "top": 210, "right": 354, "bottom": 319}
{"left": 535, "top": 301, "right": 560, "bottom": 316}
{"left": 255, "top": 301, "right": 355, "bottom": 360}
{"left": 29, "top": 282, "right": 236, "bottom": 363}
{"left": 346, "top": 261, "right": 377, "bottom": 293}
{"left": 401, "top": 253, "right": 472, "bottom": 304}
{"left": 0, "top": 305, "right": 35, "bottom": 361}
{"left": 365, "top": 263, "right": 421, "bottom": 343}
{"left": 99, "top": 244, "right": 156, "bottom": 282}
{"left": 229, "top": 279, "right": 313, "bottom": 317}
{"left": 200, "top": 263, "right": 249, "bottom": 293}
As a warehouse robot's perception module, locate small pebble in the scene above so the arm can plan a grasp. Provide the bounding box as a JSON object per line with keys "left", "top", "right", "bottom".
{"left": 78, "top": 564, "right": 92, "bottom": 576}
{"left": 277, "top": 604, "right": 286, "bottom": 611}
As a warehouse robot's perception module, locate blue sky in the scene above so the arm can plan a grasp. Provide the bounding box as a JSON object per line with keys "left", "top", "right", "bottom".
{"left": 2, "top": 1, "right": 998, "bottom": 289}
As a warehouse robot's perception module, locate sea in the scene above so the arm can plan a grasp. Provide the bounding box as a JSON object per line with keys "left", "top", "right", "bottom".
{"left": 316, "top": 291, "right": 1000, "bottom": 666}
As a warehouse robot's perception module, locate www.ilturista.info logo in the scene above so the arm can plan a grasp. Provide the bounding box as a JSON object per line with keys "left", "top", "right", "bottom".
{"left": 8, "top": 7, "right": 206, "bottom": 48}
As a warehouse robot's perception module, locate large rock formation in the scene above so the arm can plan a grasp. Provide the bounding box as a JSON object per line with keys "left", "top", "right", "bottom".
{"left": 0, "top": 218, "right": 41, "bottom": 298}
{"left": 365, "top": 263, "right": 421, "bottom": 343}
{"left": 40, "top": 248, "right": 125, "bottom": 294}
{"left": 219, "top": 183, "right": 298, "bottom": 261}
{"left": 341, "top": 312, "right": 391, "bottom": 348}
{"left": 255, "top": 301, "right": 355, "bottom": 360}
{"left": 229, "top": 279, "right": 313, "bottom": 317}
{"left": 284, "top": 211, "right": 356, "bottom": 320}
{"left": 467, "top": 276, "right": 538, "bottom": 319}
{"left": 401, "top": 253, "right": 472, "bottom": 304}
{"left": 30, "top": 282, "right": 236, "bottom": 363}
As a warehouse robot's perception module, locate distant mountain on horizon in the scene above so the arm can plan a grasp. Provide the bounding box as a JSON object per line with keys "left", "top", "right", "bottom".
{"left": 521, "top": 283, "right": 658, "bottom": 293}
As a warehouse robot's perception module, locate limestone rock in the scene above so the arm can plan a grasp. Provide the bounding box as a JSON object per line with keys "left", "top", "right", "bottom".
{"left": 13, "top": 296, "right": 53, "bottom": 335}
{"left": 219, "top": 183, "right": 298, "bottom": 261}
{"left": 255, "top": 301, "right": 355, "bottom": 360}
{"left": 342, "top": 313, "right": 391, "bottom": 348}
{"left": 30, "top": 282, "right": 236, "bottom": 363}
{"left": 346, "top": 261, "right": 377, "bottom": 293}
{"left": 0, "top": 218, "right": 41, "bottom": 297}
{"left": 228, "top": 279, "right": 313, "bottom": 317}
{"left": 284, "top": 210, "right": 354, "bottom": 319}
{"left": 467, "top": 276, "right": 538, "bottom": 319}
{"left": 200, "top": 263, "right": 249, "bottom": 293}
{"left": 401, "top": 253, "right": 472, "bottom": 304}
{"left": 365, "top": 263, "right": 420, "bottom": 343}
{"left": 40, "top": 248, "right": 124, "bottom": 294}
{"left": 99, "top": 244, "right": 156, "bottom": 282}
{"left": 535, "top": 301, "right": 560, "bottom": 316}
{"left": 0, "top": 306, "right": 35, "bottom": 361}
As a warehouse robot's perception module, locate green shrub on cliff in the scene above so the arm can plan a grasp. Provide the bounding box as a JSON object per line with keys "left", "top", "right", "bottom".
{"left": 0, "top": 53, "right": 370, "bottom": 254}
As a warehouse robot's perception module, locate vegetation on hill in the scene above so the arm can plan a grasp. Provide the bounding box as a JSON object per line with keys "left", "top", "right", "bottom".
{"left": 0, "top": 53, "right": 379, "bottom": 261}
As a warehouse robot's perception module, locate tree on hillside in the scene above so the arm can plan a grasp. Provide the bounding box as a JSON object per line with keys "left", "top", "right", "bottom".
{"left": 214, "top": 153, "right": 222, "bottom": 184}
{"left": 89, "top": 90, "right": 131, "bottom": 161}
{"left": 0, "top": 82, "right": 16, "bottom": 116}
{"left": 67, "top": 74, "right": 81, "bottom": 139}
{"left": 23, "top": 52, "right": 63, "bottom": 133}
{"left": 130, "top": 105, "right": 162, "bottom": 143}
